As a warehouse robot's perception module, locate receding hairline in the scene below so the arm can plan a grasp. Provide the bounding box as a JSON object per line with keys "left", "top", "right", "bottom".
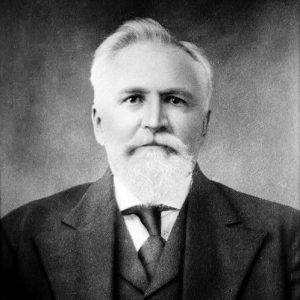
{"left": 90, "top": 18, "right": 213, "bottom": 110}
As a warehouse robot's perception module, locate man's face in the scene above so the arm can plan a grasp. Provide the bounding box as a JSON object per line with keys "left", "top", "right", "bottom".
{"left": 92, "top": 42, "right": 210, "bottom": 161}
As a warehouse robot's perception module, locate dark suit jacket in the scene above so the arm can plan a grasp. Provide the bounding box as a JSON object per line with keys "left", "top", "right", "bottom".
{"left": 1, "top": 167, "right": 300, "bottom": 299}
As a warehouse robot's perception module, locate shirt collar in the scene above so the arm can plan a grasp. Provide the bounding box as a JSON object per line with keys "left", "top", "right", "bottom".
{"left": 113, "top": 175, "right": 192, "bottom": 211}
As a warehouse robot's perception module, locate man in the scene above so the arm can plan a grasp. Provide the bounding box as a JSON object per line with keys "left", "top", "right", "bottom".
{"left": 1, "top": 18, "right": 299, "bottom": 300}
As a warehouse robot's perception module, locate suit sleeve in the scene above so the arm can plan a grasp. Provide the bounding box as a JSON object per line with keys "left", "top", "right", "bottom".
{"left": 289, "top": 212, "right": 300, "bottom": 300}
{"left": 0, "top": 223, "right": 21, "bottom": 300}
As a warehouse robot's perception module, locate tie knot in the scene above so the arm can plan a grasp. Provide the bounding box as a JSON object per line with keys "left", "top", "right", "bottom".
{"left": 122, "top": 205, "right": 171, "bottom": 236}
{"left": 122, "top": 205, "right": 175, "bottom": 282}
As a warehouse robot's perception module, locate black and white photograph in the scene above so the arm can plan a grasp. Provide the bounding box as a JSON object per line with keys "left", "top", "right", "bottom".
{"left": 0, "top": 0, "right": 299, "bottom": 299}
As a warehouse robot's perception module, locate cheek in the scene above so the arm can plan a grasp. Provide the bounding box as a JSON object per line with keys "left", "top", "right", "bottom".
{"left": 101, "top": 108, "right": 140, "bottom": 144}
{"left": 171, "top": 112, "right": 204, "bottom": 150}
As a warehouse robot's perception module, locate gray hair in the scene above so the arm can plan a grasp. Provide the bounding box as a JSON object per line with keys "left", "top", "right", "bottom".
{"left": 90, "top": 18, "right": 213, "bottom": 110}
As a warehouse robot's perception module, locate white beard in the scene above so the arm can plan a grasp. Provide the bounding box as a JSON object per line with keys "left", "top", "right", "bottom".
{"left": 107, "top": 146, "right": 195, "bottom": 205}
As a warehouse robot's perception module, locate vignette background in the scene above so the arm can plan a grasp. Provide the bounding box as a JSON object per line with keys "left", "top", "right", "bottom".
{"left": 0, "top": 0, "right": 299, "bottom": 216}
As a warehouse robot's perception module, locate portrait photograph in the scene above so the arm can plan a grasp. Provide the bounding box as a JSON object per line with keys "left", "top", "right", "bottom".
{"left": 0, "top": 0, "right": 299, "bottom": 299}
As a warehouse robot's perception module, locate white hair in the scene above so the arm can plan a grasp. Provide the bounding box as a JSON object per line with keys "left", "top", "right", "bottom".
{"left": 90, "top": 18, "right": 213, "bottom": 110}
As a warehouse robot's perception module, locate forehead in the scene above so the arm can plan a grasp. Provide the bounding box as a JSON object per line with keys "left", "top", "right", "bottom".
{"left": 97, "top": 42, "right": 205, "bottom": 98}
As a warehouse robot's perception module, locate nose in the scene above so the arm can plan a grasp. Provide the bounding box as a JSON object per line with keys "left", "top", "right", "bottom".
{"left": 141, "top": 96, "right": 167, "bottom": 133}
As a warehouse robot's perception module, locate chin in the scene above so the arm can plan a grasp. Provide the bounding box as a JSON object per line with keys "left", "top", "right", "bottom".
{"left": 107, "top": 146, "right": 194, "bottom": 205}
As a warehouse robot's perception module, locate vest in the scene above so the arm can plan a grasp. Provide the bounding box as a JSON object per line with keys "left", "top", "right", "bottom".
{"left": 114, "top": 202, "right": 187, "bottom": 300}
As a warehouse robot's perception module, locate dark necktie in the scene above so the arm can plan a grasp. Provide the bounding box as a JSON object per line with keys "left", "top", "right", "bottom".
{"left": 122, "top": 205, "right": 169, "bottom": 281}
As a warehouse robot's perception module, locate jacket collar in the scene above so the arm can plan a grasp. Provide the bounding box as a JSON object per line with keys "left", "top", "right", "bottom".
{"left": 182, "top": 165, "right": 267, "bottom": 299}
{"left": 62, "top": 168, "right": 115, "bottom": 229}
{"left": 34, "top": 166, "right": 267, "bottom": 299}
{"left": 34, "top": 169, "right": 117, "bottom": 300}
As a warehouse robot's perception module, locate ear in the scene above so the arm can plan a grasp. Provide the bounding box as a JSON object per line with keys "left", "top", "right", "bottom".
{"left": 92, "top": 104, "right": 105, "bottom": 146}
{"left": 201, "top": 110, "right": 211, "bottom": 137}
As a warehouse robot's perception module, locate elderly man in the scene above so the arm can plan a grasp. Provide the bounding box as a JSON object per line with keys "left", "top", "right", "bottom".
{"left": 1, "top": 19, "right": 299, "bottom": 300}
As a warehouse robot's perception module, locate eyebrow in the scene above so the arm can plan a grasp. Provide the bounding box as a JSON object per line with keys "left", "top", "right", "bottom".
{"left": 118, "top": 87, "right": 150, "bottom": 95}
{"left": 118, "top": 87, "right": 194, "bottom": 100}
{"left": 160, "top": 88, "right": 194, "bottom": 100}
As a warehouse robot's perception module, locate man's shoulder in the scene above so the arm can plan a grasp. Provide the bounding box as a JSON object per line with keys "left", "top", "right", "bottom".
{"left": 1, "top": 182, "right": 92, "bottom": 238}
{"left": 213, "top": 180, "right": 300, "bottom": 230}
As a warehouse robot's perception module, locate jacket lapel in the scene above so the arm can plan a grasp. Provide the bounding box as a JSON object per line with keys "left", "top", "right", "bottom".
{"left": 182, "top": 167, "right": 267, "bottom": 299}
{"left": 32, "top": 165, "right": 267, "bottom": 299}
{"left": 34, "top": 170, "right": 117, "bottom": 300}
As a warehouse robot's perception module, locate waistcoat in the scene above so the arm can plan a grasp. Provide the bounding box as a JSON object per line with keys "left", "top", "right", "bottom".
{"left": 114, "top": 202, "right": 187, "bottom": 300}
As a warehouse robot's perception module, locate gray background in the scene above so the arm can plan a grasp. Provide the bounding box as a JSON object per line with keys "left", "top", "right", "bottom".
{"left": 0, "top": 0, "right": 299, "bottom": 216}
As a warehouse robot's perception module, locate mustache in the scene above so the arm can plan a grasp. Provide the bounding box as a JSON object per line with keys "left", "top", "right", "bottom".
{"left": 124, "top": 133, "right": 190, "bottom": 158}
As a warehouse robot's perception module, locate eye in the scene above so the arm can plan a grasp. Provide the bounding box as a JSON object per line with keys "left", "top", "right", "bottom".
{"left": 123, "top": 95, "right": 144, "bottom": 104}
{"left": 165, "top": 96, "right": 187, "bottom": 106}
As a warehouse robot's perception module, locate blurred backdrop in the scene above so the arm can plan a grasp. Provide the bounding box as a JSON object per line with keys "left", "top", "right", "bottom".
{"left": 0, "top": 0, "right": 299, "bottom": 216}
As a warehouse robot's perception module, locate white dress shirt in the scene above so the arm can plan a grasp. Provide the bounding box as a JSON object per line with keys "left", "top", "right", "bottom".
{"left": 114, "top": 176, "right": 192, "bottom": 251}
